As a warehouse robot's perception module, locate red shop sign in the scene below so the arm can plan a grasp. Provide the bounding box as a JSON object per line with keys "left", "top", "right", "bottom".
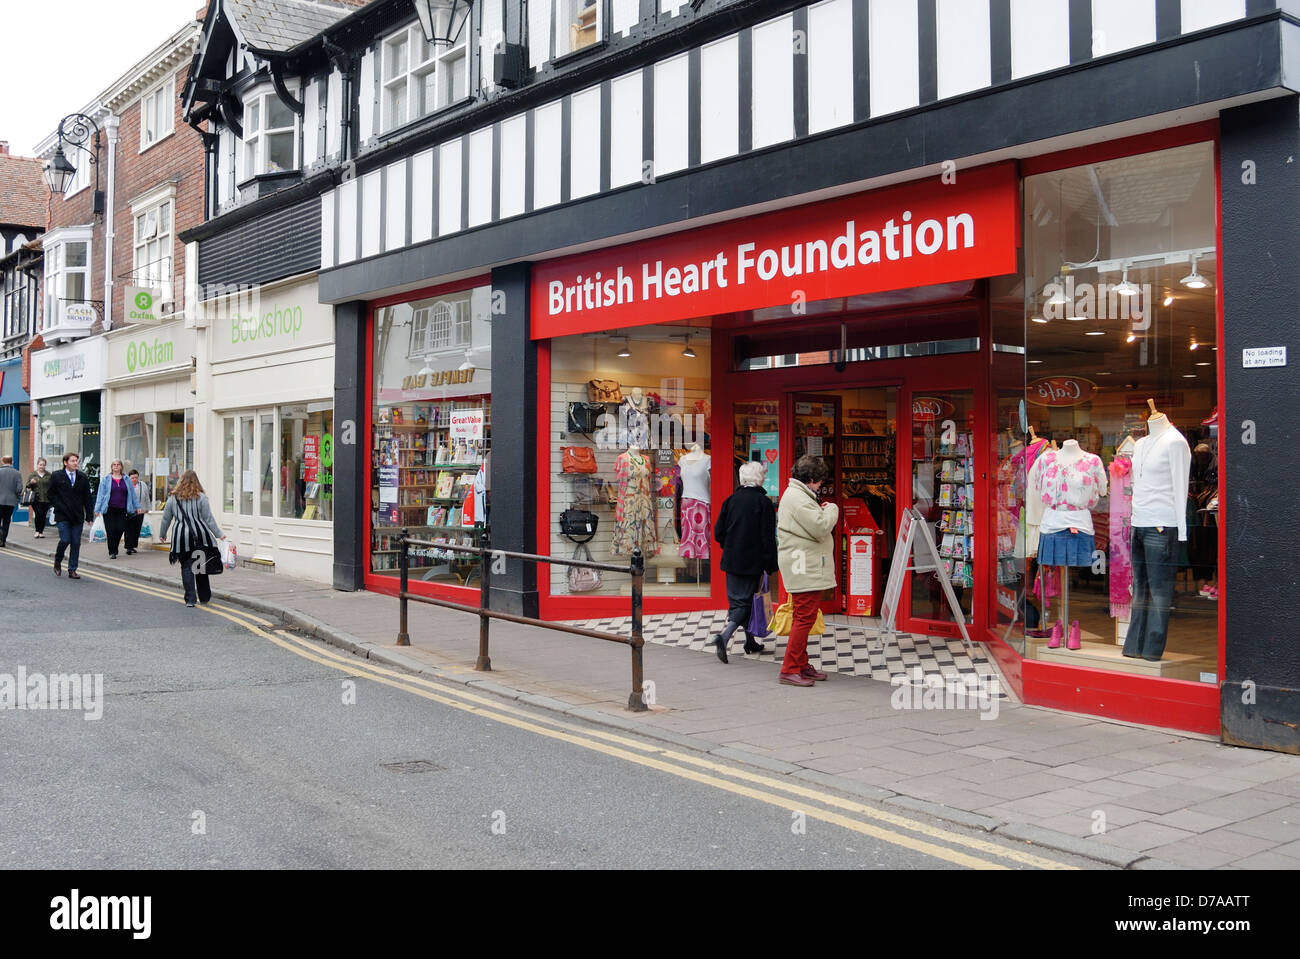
{"left": 530, "top": 162, "right": 1021, "bottom": 337}
{"left": 1027, "top": 376, "right": 1099, "bottom": 407}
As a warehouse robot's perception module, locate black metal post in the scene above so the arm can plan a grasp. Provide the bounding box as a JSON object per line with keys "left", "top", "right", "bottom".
{"left": 476, "top": 525, "right": 492, "bottom": 671}
{"left": 628, "top": 547, "right": 647, "bottom": 712}
{"left": 397, "top": 528, "right": 410, "bottom": 646}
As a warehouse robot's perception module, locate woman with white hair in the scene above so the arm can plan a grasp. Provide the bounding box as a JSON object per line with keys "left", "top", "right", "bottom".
{"left": 709, "top": 460, "right": 779, "bottom": 663}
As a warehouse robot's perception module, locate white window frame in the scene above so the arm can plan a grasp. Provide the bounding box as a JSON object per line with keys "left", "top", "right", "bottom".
{"left": 62, "top": 152, "right": 91, "bottom": 198}
{"left": 408, "top": 296, "right": 471, "bottom": 356}
{"left": 380, "top": 22, "right": 470, "bottom": 134}
{"left": 239, "top": 86, "right": 300, "bottom": 181}
{"left": 131, "top": 183, "right": 177, "bottom": 307}
{"left": 41, "top": 226, "right": 94, "bottom": 331}
{"left": 139, "top": 75, "right": 176, "bottom": 152}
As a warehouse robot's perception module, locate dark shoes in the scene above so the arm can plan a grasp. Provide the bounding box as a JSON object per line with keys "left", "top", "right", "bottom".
{"left": 711, "top": 634, "right": 729, "bottom": 664}
{"left": 779, "top": 671, "right": 815, "bottom": 687}
{"left": 53, "top": 562, "right": 61, "bottom": 576}
{"left": 743, "top": 637, "right": 766, "bottom": 654}
{"left": 801, "top": 666, "right": 828, "bottom": 682}
{"left": 68, "top": 572, "right": 81, "bottom": 580}
{"left": 126, "top": 548, "right": 136, "bottom": 555}
{"left": 185, "top": 602, "right": 196, "bottom": 607}
{"left": 109, "top": 553, "right": 118, "bottom": 559}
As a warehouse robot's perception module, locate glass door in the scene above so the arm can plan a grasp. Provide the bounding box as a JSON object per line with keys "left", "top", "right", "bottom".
{"left": 791, "top": 393, "right": 841, "bottom": 613}
{"left": 905, "top": 388, "right": 976, "bottom": 637}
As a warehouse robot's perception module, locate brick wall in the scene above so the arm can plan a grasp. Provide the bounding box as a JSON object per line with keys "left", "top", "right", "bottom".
{"left": 110, "top": 65, "right": 207, "bottom": 328}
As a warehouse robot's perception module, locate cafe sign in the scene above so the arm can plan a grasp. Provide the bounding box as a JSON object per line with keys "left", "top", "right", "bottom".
{"left": 912, "top": 396, "right": 954, "bottom": 420}
{"left": 1027, "top": 376, "right": 1099, "bottom": 407}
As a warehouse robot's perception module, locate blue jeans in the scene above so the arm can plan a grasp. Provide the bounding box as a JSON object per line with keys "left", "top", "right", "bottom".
{"left": 1124, "top": 526, "right": 1178, "bottom": 660}
{"left": 55, "top": 521, "right": 83, "bottom": 572}
{"left": 179, "top": 561, "right": 212, "bottom": 605}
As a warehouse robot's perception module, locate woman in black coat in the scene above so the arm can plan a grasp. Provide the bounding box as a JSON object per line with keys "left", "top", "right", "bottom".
{"left": 710, "top": 460, "right": 779, "bottom": 663}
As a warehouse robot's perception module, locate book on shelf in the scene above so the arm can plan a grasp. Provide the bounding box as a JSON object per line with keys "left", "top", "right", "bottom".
{"left": 435, "top": 471, "right": 455, "bottom": 497}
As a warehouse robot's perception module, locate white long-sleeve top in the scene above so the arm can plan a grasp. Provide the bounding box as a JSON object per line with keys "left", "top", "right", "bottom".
{"left": 1131, "top": 426, "right": 1191, "bottom": 541}
{"left": 1026, "top": 449, "right": 1107, "bottom": 536}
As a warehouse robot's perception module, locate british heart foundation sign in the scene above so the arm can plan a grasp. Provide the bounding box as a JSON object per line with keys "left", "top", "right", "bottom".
{"left": 531, "top": 162, "right": 1021, "bottom": 337}
{"left": 1027, "top": 376, "right": 1099, "bottom": 407}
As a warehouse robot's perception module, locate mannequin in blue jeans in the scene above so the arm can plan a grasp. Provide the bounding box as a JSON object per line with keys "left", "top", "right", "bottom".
{"left": 1123, "top": 526, "right": 1178, "bottom": 660}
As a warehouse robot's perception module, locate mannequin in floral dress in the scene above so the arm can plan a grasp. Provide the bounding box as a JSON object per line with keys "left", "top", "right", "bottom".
{"left": 613, "top": 446, "right": 657, "bottom": 555}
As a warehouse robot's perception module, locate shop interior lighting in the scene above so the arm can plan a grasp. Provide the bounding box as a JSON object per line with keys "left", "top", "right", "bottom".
{"left": 1044, "top": 275, "right": 1070, "bottom": 306}
{"left": 615, "top": 336, "right": 631, "bottom": 358}
{"left": 1163, "top": 293, "right": 1175, "bottom": 307}
{"left": 1126, "top": 332, "right": 1137, "bottom": 344}
{"left": 1196, "top": 361, "right": 1212, "bottom": 367}
{"left": 1030, "top": 315, "right": 1048, "bottom": 324}
{"left": 1115, "top": 265, "right": 1139, "bottom": 298}
{"left": 1180, "top": 254, "right": 1209, "bottom": 289}
{"left": 681, "top": 335, "right": 696, "bottom": 359}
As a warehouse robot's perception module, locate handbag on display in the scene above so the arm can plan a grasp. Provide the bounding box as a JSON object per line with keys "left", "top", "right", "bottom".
{"left": 559, "top": 508, "right": 599, "bottom": 543}
{"left": 567, "top": 402, "right": 606, "bottom": 435}
{"left": 587, "top": 379, "right": 623, "bottom": 404}
{"left": 653, "top": 517, "right": 686, "bottom": 569}
{"left": 567, "top": 542, "right": 602, "bottom": 593}
{"left": 561, "top": 446, "right": 598, "bottom": 474}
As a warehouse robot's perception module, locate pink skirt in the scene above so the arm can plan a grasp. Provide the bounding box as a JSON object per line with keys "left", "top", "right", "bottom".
{"left": 679, "top": 497, "right": 711, "bottom": 559}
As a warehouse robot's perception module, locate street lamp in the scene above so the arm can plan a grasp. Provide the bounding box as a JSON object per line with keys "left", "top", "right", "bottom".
{"left": 412, "top": 0, "right": 472, "bottom": 46}
{"left": 42, "top": 113, "right": 104, "bottom": 213}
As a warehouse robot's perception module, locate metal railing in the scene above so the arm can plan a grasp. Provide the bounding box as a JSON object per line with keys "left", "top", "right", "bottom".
{"left": 396, "top": 528, "right": 648, "bottom": 711}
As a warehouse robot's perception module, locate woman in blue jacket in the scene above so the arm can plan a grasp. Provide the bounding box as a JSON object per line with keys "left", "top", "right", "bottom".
{"left": 94, "top": 459, "right": 143, "bottom": 559}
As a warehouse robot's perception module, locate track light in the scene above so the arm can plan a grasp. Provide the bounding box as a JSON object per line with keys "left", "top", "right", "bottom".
{"left": 1181, "top": 254, "right": 1209, "bottom": 290}
{"left": 1115, "top": 266, "right": 1138, "bottom": 298}
{"left": 615, "top": 336, "right": 631, "bottom": 358}
{"left": 681, "top": 335, "right": 696, "bottom": 359}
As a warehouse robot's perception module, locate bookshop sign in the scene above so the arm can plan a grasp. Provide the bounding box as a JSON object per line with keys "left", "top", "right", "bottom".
{"left": 208, "top": 277, "right": 333, "bottom": 363}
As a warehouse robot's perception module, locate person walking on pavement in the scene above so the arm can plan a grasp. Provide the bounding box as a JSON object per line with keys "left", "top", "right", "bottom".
{"left": 775, "top": 455, "right": 839, "bottom": 687}
{"left": 710, "top": 460, "right": 778, "bottom": 663}
{"left": 26, "top": 458, "right": 52, "bottom": 538}
{"left": 93, "top": 459, "right": 142, "bottom": 559}
{"left": 124, "top": 469, "right": 146, "bottom": 554}
{"left": 0, "top": 455, "right": 23, "bottom": 547}
{"left": 157, "top": 470, "right": 226, "bottom": 607}
{"left": 49, "top": 452, "right": 94, "bottom": 579}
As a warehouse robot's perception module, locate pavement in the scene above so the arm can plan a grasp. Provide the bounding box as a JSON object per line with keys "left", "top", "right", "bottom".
{"left": 6, "top": 521, "right": 1299, "bottom": 870}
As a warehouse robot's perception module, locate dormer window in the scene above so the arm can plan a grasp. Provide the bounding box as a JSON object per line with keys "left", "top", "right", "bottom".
{"left": 381, "top": 21, "right": 468, "bottom": 133}
{"left": 240, "top": 87, "right": 299, "bottom": 179}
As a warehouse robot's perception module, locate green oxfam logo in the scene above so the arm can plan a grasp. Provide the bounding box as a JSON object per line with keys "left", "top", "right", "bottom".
{"left": 134, "top": 290, "right": 153, "bottom": 311}
{"left": 320, "top": 434, "right": 334, "bottom": 468}
{"left": 126, "top": 336, "right": 174, "bottom": 373}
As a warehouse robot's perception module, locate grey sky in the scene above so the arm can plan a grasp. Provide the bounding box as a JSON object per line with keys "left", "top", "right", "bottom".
{"left": 0, "top": 0, "right": 205, "bottom": 156}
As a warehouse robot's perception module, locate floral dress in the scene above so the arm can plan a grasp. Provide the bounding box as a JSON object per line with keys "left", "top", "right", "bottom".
{"left": 613, "top": 450, "right": 657, "bottom": 555}
{"left": 1108, "top": 455, "right": 1134, "bottom": 619}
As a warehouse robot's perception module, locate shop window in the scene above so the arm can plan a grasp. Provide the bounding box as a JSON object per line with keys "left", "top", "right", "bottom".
{"left": 223, "top": 417, "right": 235, "bottom": 512}
{"left": 549, "top": 327, "right": 712, "bottom": 598}
{"left": 371, "top": 285, "right": 493, "bottom": 585}
{"left": 279, "top": 404, "right": 334, "bottom": 521}
{"left": 118, "top": 410, "right": 194, "bottom": 509}
{"left": 381, "top": 22, "right": 469, "bottom": 133}
{"left": 1014, "top": 140, "right": 1220, "bottom": 683}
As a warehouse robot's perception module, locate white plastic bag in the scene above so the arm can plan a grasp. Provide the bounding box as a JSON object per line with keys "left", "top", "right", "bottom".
{"left": 219, "top": 539, "right": 237, "bottom": 569}
{"left": 90, "top": 515, "right": 106, "bottom": 543}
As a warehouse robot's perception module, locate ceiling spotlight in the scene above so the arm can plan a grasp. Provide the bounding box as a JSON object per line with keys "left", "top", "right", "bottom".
{"left": 1189, "top": 340, "right": 1199, "bottom": 351}
{"left": 1196, "top": 362, "right": 1211, "bottom": 367}
{"left": 1115, "top": 266, "right": 1139, "bottom": 298}
{"left": 1031, "top": 316, "right": 1048, "bottom": 324}
{"left": 1027, "top": 359, "right": 1044, "bottom": 365}
{"left": 1085, "top": 330, "right": 1106, "bottom": 336}
{"left": 1183, "top": 374, "right": 1197, "bottom": 379}
{"left": 1181, "top": 254, "right": 1209, "bottom": 290}
{"left": 1045, "top": 276, "right": 1070, "bottom": 306}
{"left": 681, "top": 335, "right": 696, "bottom": 359}
{"left": 417, "top": 356, "right": 434, "bottom": 377}
{"left": 1163, "top": 294, "right": 1175, "bottom": 307}
{"left": 1126, "top": 332, "right": 1137, "bottom": 343}
{"left": 458, "top": 350, "right": 474, "bottom": 371}
{"left": 615, "top": 336, "right": 631, "bottom": 358}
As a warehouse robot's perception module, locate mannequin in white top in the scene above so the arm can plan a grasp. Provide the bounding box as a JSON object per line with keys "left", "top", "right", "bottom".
{"left": 678, "top": 444, "right": 711, "bottom": 503}
{"left": 1123, "top": 406, "right": 1192, "bottom": 662}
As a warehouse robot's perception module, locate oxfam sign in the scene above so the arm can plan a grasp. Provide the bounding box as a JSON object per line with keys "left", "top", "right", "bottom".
{"left": 124, "top": 285, "right": 163, "bottom": 325}
{"left": 125, "top": 335, "right": 175, "bottom": 373}
{"left": 230, "top": 305, "right": 304, "bottom": 347}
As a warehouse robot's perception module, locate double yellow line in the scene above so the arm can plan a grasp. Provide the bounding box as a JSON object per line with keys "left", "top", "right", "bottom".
{"left": 3, "top": 548, "right": 1076, "bottom": 870}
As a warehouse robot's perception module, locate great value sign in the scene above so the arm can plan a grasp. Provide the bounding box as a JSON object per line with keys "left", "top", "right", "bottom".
{"left": 449, "top": 408, "right": 485, "bottom": 441}
{"left": 530, "top": 162, "right": 1019, "bottom": 337}
{"left": 1027, "top": 376, "right": 1099, "bottom": 407}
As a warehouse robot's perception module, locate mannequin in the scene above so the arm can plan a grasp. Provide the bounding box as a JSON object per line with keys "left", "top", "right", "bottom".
{"left": 1026, "top": 438, "right": 1107, "bottom": 649}
{"left": 1122, "top": 400, "right": 1191, "bottom": 661}
{"left": 621, "top": 387, "right": 652, "bottom": 449}
{"left": 1020, "top": 430, "right": 1053, "bottom": 633}
{"left": 613, "top": 444, "right": 656, "bottom": 555}
{"left": 1108, "top": 436, "right": 1136, "bottom": 625}
{"left": 677, "top": 443, "right": 711, "bottom": 560}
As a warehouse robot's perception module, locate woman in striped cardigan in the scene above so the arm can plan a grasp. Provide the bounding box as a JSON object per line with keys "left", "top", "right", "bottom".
{"left": 157, "top": 470, "right": 226, "bottom": 607}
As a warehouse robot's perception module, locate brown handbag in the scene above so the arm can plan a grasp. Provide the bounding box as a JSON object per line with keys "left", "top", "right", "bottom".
{"left": 587, "top": 378, "right": 624, "bottom": 403}
{"left": 562, "top": 446, "right": 598, "bottom": 473}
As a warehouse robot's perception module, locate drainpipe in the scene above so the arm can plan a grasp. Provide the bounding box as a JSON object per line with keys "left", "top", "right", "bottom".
{"left": 102, "top": 113, "right": 120, "bottom": 331}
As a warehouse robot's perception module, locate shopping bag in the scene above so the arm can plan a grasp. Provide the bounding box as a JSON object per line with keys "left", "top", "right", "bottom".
{"left": 748, "top": 574, "right": 773, "bottom": 638}
{"left": 90, "top": 515, "right": 107, "bottom": 543}
{"left": 189, "top": 545, "right": 224, "bottom": 576}
{"left": 767, "top": 597, "right": 825, "bottom": 636}
{"left": 219, "top": 539, "right": 237, "bottom": 570}
{"left": 140, "top": 521, "right": 153, "bottom": 538}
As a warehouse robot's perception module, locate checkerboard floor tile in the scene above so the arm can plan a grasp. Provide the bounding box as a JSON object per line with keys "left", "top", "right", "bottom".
{"left": 562, "top": 611, "right": 1008, "bottom": 699}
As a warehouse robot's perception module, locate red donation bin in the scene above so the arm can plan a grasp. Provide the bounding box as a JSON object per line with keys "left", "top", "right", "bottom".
{"left": 840, "top": 498, "right": 881, "bottom": 616}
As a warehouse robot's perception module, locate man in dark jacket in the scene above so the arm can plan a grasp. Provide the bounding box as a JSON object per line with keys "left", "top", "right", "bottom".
{"left": 0, "top": 455, "right": 23, "bottom": 547}
{"left": 710, "top": 460, "right": 780, "bottom": 663}
{"left": 48, "top": 452, "right": 94, "bottom": 579}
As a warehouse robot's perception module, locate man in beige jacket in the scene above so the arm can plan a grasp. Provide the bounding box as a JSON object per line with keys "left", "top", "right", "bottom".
{"left": 776, "top": 455, "right": 839, "bottom": 686}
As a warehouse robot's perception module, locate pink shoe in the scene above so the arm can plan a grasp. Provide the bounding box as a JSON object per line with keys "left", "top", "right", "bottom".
{"left": 1206, "top": 588, "right": 1218, "bottom": 600}
{"left": 1067, "top": 621, "right": 1082, "bottom": 650}
{"left": 1047, "top": 620, "right": 1063, "bottom": 648}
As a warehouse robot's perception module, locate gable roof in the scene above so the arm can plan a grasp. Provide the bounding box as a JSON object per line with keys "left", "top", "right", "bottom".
{"left": 227, "top": 0, "right": 369, "bottom": 54}
{"left": 0, "top": 153, "right": 49, "bottom": 230}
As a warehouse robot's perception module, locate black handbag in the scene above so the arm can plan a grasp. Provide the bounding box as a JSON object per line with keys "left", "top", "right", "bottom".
{"left": 185, "top": 544, "right": 224, "bottom": 576}
{"left": 20, "top": 488, "right": 34, "bottom": 506}
{"left": 559, "top": 508, "right": 599, "bottom": 544}
{"left": 567, "top": 402, "right": 605, "bottom": 435}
